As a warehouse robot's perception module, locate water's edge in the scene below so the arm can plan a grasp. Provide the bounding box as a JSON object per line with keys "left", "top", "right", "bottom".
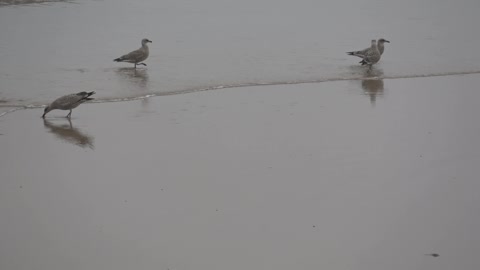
{"left": 1, "top": 71, "right": 478, "bottom": 118}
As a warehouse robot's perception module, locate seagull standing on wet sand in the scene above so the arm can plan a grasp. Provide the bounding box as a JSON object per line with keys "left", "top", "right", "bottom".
{"left": 355, "top": 39, "right": 381, "bottom": 69}
{"left": 347, "top": 38, "right": 390, "bottom": 58}
{"left": 114, "top": 38, "right": 152, "bottom": 68}
{"left": 42, "top": 91, "right": 95, "bottom": 118}
{"left": 347, "top": 38, "right": 390, "bottom": 64}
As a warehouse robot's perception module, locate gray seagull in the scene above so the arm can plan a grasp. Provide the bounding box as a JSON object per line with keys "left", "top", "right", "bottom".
{"left": 42, "top": 91, "right": 95, "bottom": 118}
{"left": 114, "top": 38, "right": 152, "bottom": 68}
{"left": 347, "top": 38, "right": 389, "bottom": 65}
{"left": 356, "top": 39, "right": 381, "bottom": 68}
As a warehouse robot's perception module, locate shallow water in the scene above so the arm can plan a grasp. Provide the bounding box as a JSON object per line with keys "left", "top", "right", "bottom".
{"left": 1, "top": 0, "right": 480, "bottom": 107}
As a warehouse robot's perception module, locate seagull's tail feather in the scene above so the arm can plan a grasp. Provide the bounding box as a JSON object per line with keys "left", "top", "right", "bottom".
{"left": 113, "top": 57, "right": 124, "bottom": 62}
{"left": 347, "top": 51, "right": 364, "bottom": 56}
{"left": 80, "top": 91, "right": 96, "bottom": 102}
{"left": 84, "top": 91, "right": 95, "bottom": 100}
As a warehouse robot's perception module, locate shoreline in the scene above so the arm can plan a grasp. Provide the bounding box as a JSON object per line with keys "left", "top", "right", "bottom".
{"left": 2, "top": 71, "right": 480, "bottom": 113}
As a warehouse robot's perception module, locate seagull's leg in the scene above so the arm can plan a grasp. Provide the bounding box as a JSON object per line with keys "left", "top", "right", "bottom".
{"left": 365, "top": 66, "right": 373, "bottom": 75}
{"left": 67, "top": 110, "right": 72, "bottom": 118}
{"left": 134, "top": 63, "right": 137, "bottom": 69}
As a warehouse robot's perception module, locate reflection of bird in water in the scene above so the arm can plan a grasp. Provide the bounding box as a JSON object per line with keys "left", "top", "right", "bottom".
{"left": 425, "top": 253, "right": 439, "bottom": 258}
{"left": 361, "top": 79, "right": 384, "bottom": 106}
{"left": 0, "top": 0, "right": 68, "bottom": 6}
{"left": 115, "top": 67, "right": 149, "bottom": 91}
{"left": 43, "top": 119, "right": 94, "bottom": 149}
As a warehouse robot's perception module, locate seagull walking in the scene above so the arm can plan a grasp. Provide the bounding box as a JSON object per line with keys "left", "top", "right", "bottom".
{"left": 114, "top": 38, "right": 152, "bottom": 68}
{"left": 42, "top": 91, "right": 95, "bottom": 118}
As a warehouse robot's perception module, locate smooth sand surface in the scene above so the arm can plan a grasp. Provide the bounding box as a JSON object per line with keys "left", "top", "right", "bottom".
{"left": 1, "top": 75, "right": 480, "bottom": 270}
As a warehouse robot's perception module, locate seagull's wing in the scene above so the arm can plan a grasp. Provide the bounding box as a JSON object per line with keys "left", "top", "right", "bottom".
{"left": 347, "top": 46, "right": 370, "bottom": 58}
{"left": 51, "top": 92, "right": 95, "bottom": 108}
{"left": 114, "top": 48, "right": 145, "bottom": 63}
{"left": 361, "top": 47, "right": 381, "bottom": 65}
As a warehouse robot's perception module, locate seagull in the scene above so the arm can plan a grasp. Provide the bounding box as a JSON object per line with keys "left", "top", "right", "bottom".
{"left": 357, "top": 39, "right": 381, "bottom": 68}
{"left": 42, "top": 91, "right": 95, "bottom": 118}
{"left": 114, "top": 38, "right": 152, "bottom": 68}
{"left": 347, "top": 38, "right": 389, "bottom": 64}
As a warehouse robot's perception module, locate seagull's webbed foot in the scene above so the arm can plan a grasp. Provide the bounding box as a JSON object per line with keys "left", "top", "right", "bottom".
{"left": 138, "top": 63, "right": 147, "bottom": 66}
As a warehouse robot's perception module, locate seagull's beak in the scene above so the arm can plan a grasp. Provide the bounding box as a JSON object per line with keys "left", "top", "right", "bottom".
{"left": 385, "top": 40, "right": 390, "bottom": 43}
{"left": 148, "top": 40, "right": 153, "bottom": 43}
{"left": 42, "top": 106, "right": 49, "bottom": 118}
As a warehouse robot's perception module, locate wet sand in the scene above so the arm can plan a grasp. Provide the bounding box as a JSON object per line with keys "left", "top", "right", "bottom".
{"left": 1, "top": 75, "right": 480, "bottom": 270}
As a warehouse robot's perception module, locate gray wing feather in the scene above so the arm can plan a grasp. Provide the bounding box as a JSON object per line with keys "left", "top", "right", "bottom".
{"left": 362, "top": 48, "right": 381, "bottom": 65}
{"left": 348, "top": 40, "right": 386, "bottom": 58}
{"left": 51, "top": 92, "right": 95, "bottom": 109}
{"left": 348, "top": 47, "right": 369, "bottom": 58}
{"left": 117, "top": 48, "right": 148, "bottom": 63}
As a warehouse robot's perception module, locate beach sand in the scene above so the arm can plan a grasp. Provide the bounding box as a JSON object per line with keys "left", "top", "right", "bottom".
{"left": 1, "top": 75, "right": 480, "bottom": 270}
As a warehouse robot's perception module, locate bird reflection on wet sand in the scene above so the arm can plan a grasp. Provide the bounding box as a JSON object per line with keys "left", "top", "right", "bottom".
{"left": 352, "top": 66, "right": 384, "bottom": 106}
{"left": 115, "top": 67, "right": 149, "bottom": 91}
{"left": 361, "top": 78, "right": 384, "bottom": 106}
{"left": 0, "top": 0, "right": 68, "bottom": 6}
{"left": 43, "top": 118, "right": 94, "bottom": 149}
